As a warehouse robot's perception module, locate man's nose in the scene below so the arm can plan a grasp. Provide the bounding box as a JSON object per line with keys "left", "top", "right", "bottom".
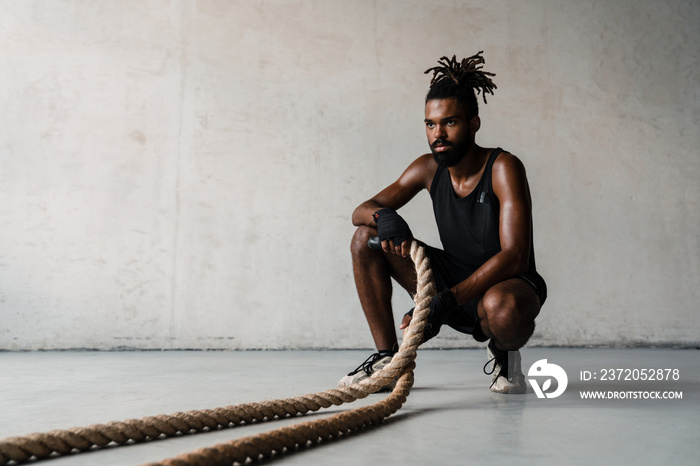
{"left": 434, "top": 124, "right": 447, "bottom": 139}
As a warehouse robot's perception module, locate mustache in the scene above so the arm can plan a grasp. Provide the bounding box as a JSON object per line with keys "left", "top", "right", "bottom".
{"left": 431, "top": 139, "right": 452, "bottom": 149}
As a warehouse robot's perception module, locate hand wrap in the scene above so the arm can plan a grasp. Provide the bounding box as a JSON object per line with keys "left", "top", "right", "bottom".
{"left": 405, "top": 289, "right": 459, "bottom": 342}
{"left": 374, "top": 208, "right": 412, "bottom": 247}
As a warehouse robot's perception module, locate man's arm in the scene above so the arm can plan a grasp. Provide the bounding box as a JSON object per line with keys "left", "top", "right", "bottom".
{"left": 450, "top": 152, "right": 533, "bottom": 305}
{"left": 352, "top": 154, "right": 437, "bottom": 256}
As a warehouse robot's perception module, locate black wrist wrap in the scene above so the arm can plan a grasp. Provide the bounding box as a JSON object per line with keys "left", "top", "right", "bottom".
{"left": 374, "top": 208, "right": 412, "bottom": 245}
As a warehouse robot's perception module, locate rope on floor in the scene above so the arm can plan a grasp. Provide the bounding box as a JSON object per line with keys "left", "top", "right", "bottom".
{"left": 0, "top": 241, "right": 435, "bottom": 466}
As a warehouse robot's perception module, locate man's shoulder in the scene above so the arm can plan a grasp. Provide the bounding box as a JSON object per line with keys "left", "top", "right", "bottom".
{"left": 490, "top": 150, "right": 531, "bottom": 200}
{"left": 405, "top": 153, "right": 439, "bottom": 188}
{"left": 415, "top": 152, "right": 438, "bottom": 168}
{"left": 492, "top": 150, "right": 527, "bottom": 176}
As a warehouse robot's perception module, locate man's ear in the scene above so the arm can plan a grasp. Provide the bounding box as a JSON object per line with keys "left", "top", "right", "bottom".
{"left": 470, "top": 116, "right": 481, "bottom": 133}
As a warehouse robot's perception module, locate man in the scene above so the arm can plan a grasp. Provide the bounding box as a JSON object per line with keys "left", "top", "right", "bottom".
{"left": 338, "top": 53, "right": 547, "bottom": 394}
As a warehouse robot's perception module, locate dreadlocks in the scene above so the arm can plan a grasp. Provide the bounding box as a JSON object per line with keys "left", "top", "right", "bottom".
{"left": 424, "top": 51, "right": 497, "bottom": 119}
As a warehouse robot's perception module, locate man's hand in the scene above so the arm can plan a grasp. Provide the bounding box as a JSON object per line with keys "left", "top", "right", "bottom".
{"left": 374, "top": 208, "right": 413, "bottom": 257}
{"left": 399, "top": 311, "right": 412, "bottom": 331}
{"left": 399, "top": 289, "right": 459, "bottom": 341}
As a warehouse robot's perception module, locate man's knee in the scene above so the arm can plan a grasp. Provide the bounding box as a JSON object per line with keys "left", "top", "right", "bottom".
{"left": 483, "top": 293, "right": 516, "bottom": 338}
{"left": 481, "top": 284, "right": 538, "bottom": 348}
{"left": 351, "top": 225, "right": 376, "bottom": 256}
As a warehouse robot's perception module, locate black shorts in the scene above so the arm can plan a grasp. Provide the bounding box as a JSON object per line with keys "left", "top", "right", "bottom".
{"left": 421, "top": 245, "right": 547, "bottom": 342}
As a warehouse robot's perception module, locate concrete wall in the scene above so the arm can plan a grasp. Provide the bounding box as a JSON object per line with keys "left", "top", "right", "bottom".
{"left": 1, "top": 0, "right": 698, "bottom": 350}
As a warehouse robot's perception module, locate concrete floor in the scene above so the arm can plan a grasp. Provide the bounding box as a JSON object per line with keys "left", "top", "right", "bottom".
{"left": 1, "top": 348, "right": 698, "bottom": 465}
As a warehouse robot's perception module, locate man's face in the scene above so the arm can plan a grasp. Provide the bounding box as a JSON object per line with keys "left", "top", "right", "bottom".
{"left": 424, "top": 98, "right": 473, "bottom": 168}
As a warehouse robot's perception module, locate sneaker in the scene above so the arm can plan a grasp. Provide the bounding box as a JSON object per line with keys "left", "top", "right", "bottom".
{"left": 337, "top": 351, "right": 396, "bottom": 391}
{"left": 484, "top": 340, "right": 527, "bottom": 394}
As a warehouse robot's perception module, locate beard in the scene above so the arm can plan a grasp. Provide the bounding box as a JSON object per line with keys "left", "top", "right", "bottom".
{"left": 431, "top": 138, "right": 469, "bottom": 168}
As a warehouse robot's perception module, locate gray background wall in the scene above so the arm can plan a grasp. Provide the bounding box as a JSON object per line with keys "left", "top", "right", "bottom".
{"left": 1, "top": 0, "right": 698, "bottom": 350}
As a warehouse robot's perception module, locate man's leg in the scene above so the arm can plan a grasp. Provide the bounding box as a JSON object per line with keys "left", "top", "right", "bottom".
{"left": 477, "top": 278, "right": 541, "bottom": 351}
{"left": 476, "top": 278, "right": 541, "bottom": 393}
{"left": 351, "top": 225, "right": 417, "bottom": 352}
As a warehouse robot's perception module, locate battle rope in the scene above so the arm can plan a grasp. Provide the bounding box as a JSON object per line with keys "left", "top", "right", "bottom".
{"left": 0, "top": 241, "right": 435, "bottom": 465}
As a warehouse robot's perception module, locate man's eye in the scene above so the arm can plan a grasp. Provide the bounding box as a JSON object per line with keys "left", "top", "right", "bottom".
{"left": 446, "top": 120, "right": 456, "bottom": 126}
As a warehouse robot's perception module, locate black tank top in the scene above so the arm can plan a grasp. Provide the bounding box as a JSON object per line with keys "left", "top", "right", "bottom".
{"left": 430, "top": 148, "right": 537, "bottom": 271}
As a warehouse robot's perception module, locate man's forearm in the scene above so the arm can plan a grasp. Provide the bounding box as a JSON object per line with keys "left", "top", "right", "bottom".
{"left": 450, "top": 249, "right": 529, "bottom": 305}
